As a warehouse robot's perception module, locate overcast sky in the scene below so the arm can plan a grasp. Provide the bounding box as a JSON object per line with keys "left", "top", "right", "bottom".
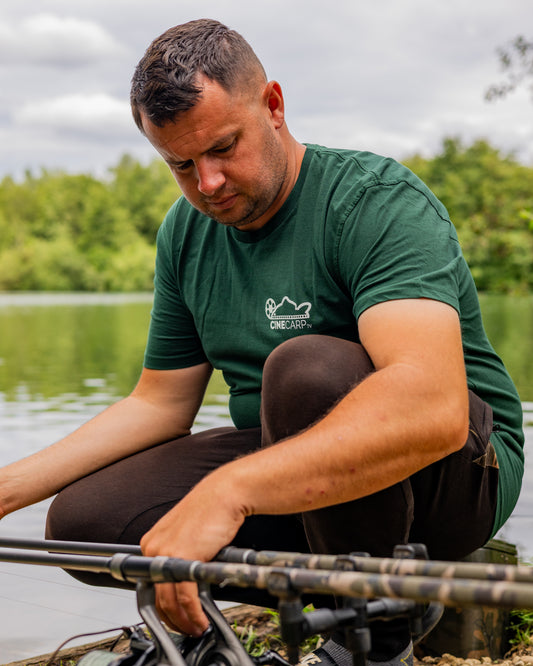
{"left": 1, "top": 0, "right": 531, "bottom": 180}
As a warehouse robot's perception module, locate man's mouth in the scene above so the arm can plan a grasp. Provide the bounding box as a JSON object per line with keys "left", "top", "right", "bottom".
{"left": 208, "top": 194, "right": 238, "bottom": 210}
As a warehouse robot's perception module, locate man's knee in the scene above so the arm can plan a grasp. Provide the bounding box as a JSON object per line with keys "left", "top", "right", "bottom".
{"left": 264, "top": 335, "right": 372, "bottom": 395}
{"left": 45, "top": 482, "right": 112, "bottom": 543}
{"left": 261, "top": 335, "right": 374, "bottom": 444}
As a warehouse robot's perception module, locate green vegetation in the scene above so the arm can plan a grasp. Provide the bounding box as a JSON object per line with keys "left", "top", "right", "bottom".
{"left": 508, "top": 609, "right": 533, "bottom": 647}
{"left": 0, "top": 138, "right": 532, "bottom": 293}
{"left": 404, "top": 137, "right": 533, "bottom": 292}
{"left": 232, "top": 609, "right": 287, "bottom": 658}
{"left": 231, "top": 607, "right": 320, "bottom": 658}
{"left": 0, "top": 155, "right": 179, "bottom": 292}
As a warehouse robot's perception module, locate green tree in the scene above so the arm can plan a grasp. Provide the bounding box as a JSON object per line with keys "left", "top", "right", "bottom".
{"left": 31, "top": 171, "right": 132, "bottom": 250}
{"left": 0, "top": 156, "right": 178, "bottom": 292}
{"left": 404, "top": 137, "right": 533, "bottom": 292}
{"left": 0, "top": 174, "right": 40, "bottom": 251}
{"left": 109, "top": 154, "right": 180, "bottom": 241}
{"left": 1, "top": 147, "right": 532, "bottom": 293}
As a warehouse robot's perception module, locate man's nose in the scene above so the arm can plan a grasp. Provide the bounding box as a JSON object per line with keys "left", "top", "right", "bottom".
{"left": 196, "top": 160, "right": 225, "bottom": 196}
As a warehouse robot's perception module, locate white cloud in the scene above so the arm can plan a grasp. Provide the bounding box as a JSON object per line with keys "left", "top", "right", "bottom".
{"left": 1, "top": 0, "right": 532, "bottom": 179}
{"left": 0, "top": 13, "right": 128, "bottom": 66}
{"left": 16, "top": 93, "right": 135, "bottom": 136}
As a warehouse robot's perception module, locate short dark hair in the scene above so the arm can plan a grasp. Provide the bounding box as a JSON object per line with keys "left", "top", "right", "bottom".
{"left": 130, "top": 18, "right": 266, "bottom": 131}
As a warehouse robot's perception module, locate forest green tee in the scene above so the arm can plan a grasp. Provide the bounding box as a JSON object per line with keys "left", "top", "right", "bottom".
{"left": 144, "top": 143, "right": 524, "bottom": 533}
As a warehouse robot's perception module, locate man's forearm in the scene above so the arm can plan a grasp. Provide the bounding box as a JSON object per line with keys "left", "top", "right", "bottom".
{"left": 212, "top": 361, "right": 469, "bottom": 519}
{"left": 0, "top": 363, "right": 212, "bottom": 518}
{"left": 0, "top": 394, "right": 192, "bottom": 517}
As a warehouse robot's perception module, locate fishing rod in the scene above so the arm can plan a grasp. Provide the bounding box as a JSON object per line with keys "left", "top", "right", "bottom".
{"left": 0, "top": 537, "right": 425, "bottom": 666}
{"left": 218, "top": 544, "right": 533, "bottom": 584}
{"left": 2, "top": 536, "right": 533, "bottom": 587}
{"left": 2, "top": 548, "right": 531, "bottom": 610}
{"left": 0, "top": 538, "right": 530, "bottom": 666}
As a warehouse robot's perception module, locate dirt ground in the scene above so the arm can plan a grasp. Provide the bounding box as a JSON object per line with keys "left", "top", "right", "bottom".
{"left": 5, "top": 604, "right": 532, "bottom": 666}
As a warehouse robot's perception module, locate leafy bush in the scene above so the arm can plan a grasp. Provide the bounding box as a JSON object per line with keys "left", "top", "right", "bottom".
{"left": 404, "top": 137, "right": 533, "bottom": 293}
{"left": 0, "top": 156, "right": 177, "bottom": 291}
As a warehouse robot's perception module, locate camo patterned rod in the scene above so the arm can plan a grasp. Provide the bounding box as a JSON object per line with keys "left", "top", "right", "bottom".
{"left": 1, "top": 539, "right": 528, "bottom": 587}
{"left": 218, "top": 547, "right": 533, "bottom": 584}
{"left": 2, "top": 547, "right": 532, "bottom": 610}
{"left": 149, "top": 558, "right": 533, "bottom": 610}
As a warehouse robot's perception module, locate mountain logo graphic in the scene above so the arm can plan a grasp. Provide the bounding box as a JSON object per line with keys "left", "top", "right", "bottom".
{"left": 265, "top": 297, "right": 312, "bottom": 330}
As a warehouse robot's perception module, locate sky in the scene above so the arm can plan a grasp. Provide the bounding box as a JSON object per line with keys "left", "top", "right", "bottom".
{"left": 1, "top": 0, "right": 532, "bottom": 180}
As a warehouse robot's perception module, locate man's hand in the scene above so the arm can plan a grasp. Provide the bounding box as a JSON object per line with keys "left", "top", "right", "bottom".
{"left": 140, "top": 469, "right": 247, "bottom": 636}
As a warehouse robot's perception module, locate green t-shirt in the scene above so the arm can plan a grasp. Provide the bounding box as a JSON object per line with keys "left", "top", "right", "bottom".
{"left": 144, "top": 144, "right": 524, "bottom": 532}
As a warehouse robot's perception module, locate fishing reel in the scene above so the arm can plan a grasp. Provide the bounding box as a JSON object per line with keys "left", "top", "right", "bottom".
{"left": 76, "top": 625, "right": 162, "bottom": 666}
{"left": 77, "top": 582, "right": 279, "bottom": 666}
{"left": 75, "top": 625, "right": 246, "bottom": 666}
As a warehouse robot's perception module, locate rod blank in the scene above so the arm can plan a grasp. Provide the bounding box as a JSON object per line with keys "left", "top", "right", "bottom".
{"left": 1, "top": 538, "right": 533, "bottom": 610}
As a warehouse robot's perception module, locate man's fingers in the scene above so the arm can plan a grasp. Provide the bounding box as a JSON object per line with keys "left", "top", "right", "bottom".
{"left": 155, "top": 581, "right": 209, "bottom": 636}
{"left": 155, "top": 583, "right": 183, "bottom": 632}
{"left": 176, "top": 581, "right": 209, "bottom": 634}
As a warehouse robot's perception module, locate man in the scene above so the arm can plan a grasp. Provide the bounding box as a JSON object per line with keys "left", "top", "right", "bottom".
{"left": 0, "top": 19, "right": 524, "bottom": 666}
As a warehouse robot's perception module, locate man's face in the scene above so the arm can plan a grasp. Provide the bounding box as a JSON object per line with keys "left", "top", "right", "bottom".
{"left": 140, "top": 77, "right": 289, "bottom": 231}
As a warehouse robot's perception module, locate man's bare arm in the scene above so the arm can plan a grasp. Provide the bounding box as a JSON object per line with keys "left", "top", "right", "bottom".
{"left": 231, "top": 298, "right": 470, "bottom": 513}
{"left": 0, "top": 362, "right": 212, "bottom": 517}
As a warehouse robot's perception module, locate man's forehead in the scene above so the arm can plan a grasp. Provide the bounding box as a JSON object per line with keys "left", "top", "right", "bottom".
{"left": 141, "top": 110, "right": 239, "bottom": 163}
{"left": 140, "top": 81, "right": 252, "bottom": 158}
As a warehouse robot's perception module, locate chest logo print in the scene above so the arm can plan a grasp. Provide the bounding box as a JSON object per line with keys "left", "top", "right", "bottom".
{"left": 265, "top": 297, "right": 312, "bottom": 330}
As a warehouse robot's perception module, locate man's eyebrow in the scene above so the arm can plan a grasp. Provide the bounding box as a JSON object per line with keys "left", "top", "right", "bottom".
{"left": 207, "top": 132, "right": 237, "bottom": 151}
{"left": 164, "top": 132, "right": 237, "bottom": 167}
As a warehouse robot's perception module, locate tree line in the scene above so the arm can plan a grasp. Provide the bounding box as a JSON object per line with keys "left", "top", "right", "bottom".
{"left": 403, "top": 137, "right": 533, "bottom": 292}
{"left": 0, "top": 155, "right": 177, "bottom": 292}
{"left": 0, "top": 137, "right": 532, "bottom": 293}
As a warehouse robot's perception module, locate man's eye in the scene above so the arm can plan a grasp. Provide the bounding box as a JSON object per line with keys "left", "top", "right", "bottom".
{"left": 214, "top": 141, "right": 235, "bottom": 154}
{"left": 174, "top": 161, "right": 193, "bottom": 172}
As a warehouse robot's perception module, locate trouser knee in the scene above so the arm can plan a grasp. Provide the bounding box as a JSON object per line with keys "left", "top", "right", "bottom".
{"left": 261, "top": 335, "right": 374, "bottom": 445}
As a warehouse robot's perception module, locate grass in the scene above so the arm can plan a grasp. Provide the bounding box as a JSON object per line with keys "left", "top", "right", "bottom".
{"left": 232, "top": 606, "right": 322, "bottom": 658}
{"left": 508, "top": 609, "right": 533, "bottom": 648}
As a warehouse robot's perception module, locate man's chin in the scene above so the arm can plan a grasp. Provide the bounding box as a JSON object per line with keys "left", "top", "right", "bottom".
{"left": 205, "top": 207, "right": 260, "bottom": 229}
{"left": 198, "top": 197, "right": 270, "bottom": 230}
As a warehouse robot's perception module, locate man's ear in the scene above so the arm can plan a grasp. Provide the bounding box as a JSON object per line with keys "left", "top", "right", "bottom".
{"left": 263, "top": 80, "right": 285, "bottom": 128}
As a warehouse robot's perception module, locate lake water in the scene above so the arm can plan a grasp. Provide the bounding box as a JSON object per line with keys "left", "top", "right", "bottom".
{"left": 0, "top": 292, "right": 532, "bottom": 662}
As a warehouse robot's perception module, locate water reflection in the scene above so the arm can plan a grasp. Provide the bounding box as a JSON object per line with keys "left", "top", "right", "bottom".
{"left": 0, "top": 293, "right": 233, "bottom": 660}
{"left": 496, "top": 401, "right": 533, "bottom": 561}
{"left": 479, "top": 294, "right": 533, "bottom": 402}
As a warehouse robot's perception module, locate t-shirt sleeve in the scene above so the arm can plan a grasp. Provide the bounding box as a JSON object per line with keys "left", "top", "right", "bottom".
{"left": 143, "top": 216, "right": 208, "bottom": 370}
{"left": 335, "top": 179, "right": 464, "bottom": 320}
